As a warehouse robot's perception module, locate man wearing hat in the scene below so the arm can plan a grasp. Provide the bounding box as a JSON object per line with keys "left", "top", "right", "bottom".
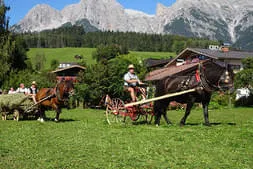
{"left": 28, "top": 81, "right": 39, "bottom": 104}
{"left": 124, "top": 64, "right": 146, "bottom": 102}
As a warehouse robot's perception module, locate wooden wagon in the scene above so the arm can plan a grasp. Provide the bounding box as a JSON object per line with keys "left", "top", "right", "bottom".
{"left": 105, "top": 61, "right": 205, "bottom": 125}
{"left": 0, "top": 93, "right": 38, "bottom": 121}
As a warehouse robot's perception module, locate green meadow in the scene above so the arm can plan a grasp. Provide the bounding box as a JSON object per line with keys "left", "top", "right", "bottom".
{"left": 0, "top": 107, "right": 252, "bottom": 169}
{"left": 27, "top": 48, "right": 175, "bottom": 69}
{"left": 4, "top": 48, "right": 251, "bottom": 168}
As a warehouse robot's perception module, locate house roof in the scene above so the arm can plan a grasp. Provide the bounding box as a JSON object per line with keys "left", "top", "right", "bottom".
{"left": 52, "top": 65, "right": 86, "bottom": 73}
{"left": 145, "top": 61, "right": 206, "bottom": 81}
{"left": 58, "top": 62, "right": 78, "bottom": 65}
{"left": 166, "top": 48, "right": 253, "bottom": 67}
{"left": 144, "top": 58, "right": 172, "bottom": 68}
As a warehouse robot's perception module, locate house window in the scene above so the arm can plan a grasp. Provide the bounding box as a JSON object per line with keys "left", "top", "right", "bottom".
{"left": 230, "top": 64, "right": 241, "bottom": 70}
{"left": 198, "top": 55, "right": 208, "bottom": 60}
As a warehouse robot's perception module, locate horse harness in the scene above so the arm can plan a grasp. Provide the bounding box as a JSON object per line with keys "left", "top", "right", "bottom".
{"left": 41, "top": 85, "right": 69, "bottom": 105}
{"left": 197, "top": 62, "right": 228, "bottom": 92}
{"left": 176, "top": 62, "right": 227, "bottom": 93}
{"left": 56, "top": 85, "right": 70, "bottom": 105}
{"left": 197, "top": 63, "right": 214, "bottom": 92}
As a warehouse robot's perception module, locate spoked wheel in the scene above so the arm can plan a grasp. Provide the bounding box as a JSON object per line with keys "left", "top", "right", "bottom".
{"left": 140, "top": 103, "right": 154, "bottom": 124}
{"left": 129, "top": 109, "right": 140, "bottom": 121}
{"left": 105, "top": 98, "right": 126, "bottom": 125}
{"left": 136, "top": 113, "right": 152, "bottom": 124}
{"left": 145, "top": 112, "right": 154, "bottom": 124}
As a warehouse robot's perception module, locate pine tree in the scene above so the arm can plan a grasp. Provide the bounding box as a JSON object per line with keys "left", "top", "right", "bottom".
{"left": 0, "top": 1, "right": 12, "bottom": 85}
{"left": 0, "top": 1, "right": 28, "bottom": 86}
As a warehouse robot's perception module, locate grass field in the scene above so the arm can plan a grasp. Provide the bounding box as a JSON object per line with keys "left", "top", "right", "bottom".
{"left": 27, "top": 48, "right": 96, "bottom": 69}
{"left": 0, "top": 107, "right": 252, "bottom": 169}
{"left": 27, "top": 48, "right": 175, "bottom": 69}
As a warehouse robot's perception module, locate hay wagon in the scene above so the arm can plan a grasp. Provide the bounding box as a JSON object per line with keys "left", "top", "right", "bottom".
{"left": 0, "top": 93, "right": 38, "bottom": 121}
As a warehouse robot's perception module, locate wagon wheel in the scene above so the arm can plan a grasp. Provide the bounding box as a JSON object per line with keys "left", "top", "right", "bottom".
{"left": 145, "top": 110, "right": 154, "bottom": 124}
{"left": 140, "top": 103, "right": 154, "bottom": 124}
{"left": 13, "top": 109, "right": 20, "bottom": 121}
{"left": 106, "top": 98, "right": 126, "bottom": 125}
{"left": 128, "top": 107, "right": 140, "bottom": 121}
{"left": 136, "top": 111, "right": 152, "bottom": 124}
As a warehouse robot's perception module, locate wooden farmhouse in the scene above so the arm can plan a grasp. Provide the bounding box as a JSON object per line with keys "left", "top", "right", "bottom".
{"left": 145, "top": 46, "right": 253, "bottom": 81}
{"left": 52, "top": 63, "right": 85, "bottom": 82}
{"left": 167, "top": 46, "right": 253, "bottom": 73}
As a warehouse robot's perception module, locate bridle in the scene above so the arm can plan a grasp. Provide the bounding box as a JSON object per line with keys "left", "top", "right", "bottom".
{"left": 198, "top": 62, "right": 232, "bottom": 92}
{"left": 55, "top": 82, "right": 74, "bottom": 102}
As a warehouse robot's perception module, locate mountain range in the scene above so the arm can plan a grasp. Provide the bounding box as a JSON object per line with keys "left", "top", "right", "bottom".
{"left": 12, "top": 0, "right": 253, "bottom": 50}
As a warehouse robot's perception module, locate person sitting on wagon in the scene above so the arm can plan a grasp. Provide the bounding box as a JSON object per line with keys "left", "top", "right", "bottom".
{"left": 124, "top": 64, "right": 146, "bottom": 102}
{"left": 28, "top": 81, "right": 39, "bottom": 104}
{"left": 8, "top": 87, "right": 16, "bottom": 94}
{"left": 16, "top": 83, "right": 28, "bottom": 95}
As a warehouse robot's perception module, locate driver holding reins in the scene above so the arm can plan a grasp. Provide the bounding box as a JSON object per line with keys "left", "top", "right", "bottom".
{"left": 124, "top": 64, "right": 146, "bottom": 102}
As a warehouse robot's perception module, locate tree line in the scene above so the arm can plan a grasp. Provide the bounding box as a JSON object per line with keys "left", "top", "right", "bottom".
{"left": 20, "top": 26, "right": 218, "bottom": 53}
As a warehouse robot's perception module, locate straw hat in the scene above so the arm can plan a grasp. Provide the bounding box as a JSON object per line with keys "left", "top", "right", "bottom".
{"left": 128, "top": 64, "right": 135, "bottom": 69}
{"left": 31, "top": 81, "right": 37, "bottom": 85}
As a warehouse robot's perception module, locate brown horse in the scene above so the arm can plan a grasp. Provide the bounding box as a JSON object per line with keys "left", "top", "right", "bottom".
{"left": 35, "top": 80, "right": 74, "bottom": 122}
{"left": 153, "top": 60, "right": 234, "bottom": 126}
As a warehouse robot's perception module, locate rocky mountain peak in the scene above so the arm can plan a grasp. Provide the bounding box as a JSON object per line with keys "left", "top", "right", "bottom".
{"left": 12, "top": 0, "right": 253, "bottom": 49}
{"left": 156, "top": 3, "right": 168, "bottom": 17}
{"left": 17, "top": 4, "right": 63, "bottom": 32}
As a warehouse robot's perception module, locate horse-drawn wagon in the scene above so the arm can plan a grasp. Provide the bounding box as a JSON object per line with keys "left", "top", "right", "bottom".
{"left": 0, "top": 93, "right": 38, "bottom": 121}
{"left": 1, "top": 80, "right": 74, "bottom": 122}
{"left": 105, "top": 59, "right": 234, "bottom": 125}
{"left": 105, "top": 93, "right": 154, "bottom": 125}
{"left": 105, "top": 87, "right": 198, "bottom": 125}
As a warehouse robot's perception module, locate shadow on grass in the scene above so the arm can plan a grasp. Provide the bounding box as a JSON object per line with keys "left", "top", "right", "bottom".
{"left": 5, "top": 118, "right": 78, "bottom": 123}
{"left": 184, "top": 122, "right": 236, "bottom": 126}
{"left": 46, "top": 118, "right": 78, "bottom": 123}
{"left": 128, "top": 121, "right": 237, "bottom": 127}
{"left": 132, "top": 121, "right": 152, "bottom": 125}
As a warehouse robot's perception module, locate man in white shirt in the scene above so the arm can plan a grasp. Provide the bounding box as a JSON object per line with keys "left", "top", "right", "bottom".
{"left": 16, "top": 83, "right": 28, "bottom": 95}
{"left": 124, "top": 64, "right": 146, "bottom": 102}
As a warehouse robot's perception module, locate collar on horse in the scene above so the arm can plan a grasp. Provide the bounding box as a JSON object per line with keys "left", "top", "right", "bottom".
{"left": 56, "top": 85, "right": 62, "bottom": 101}
{"left": 198, "top": 62, "right": 223, "bottom": 92}
{"left": 55, "top": 84, "right": 69, "bottom": 102}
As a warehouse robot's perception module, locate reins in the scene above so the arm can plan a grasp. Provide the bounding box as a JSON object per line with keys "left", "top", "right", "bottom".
{"left": 56, "top": 85, "right": 63, "bottom": 102}
{"left": 39, "top": 82, "right": 69, "bottom": 103}
{"left": 198, "top": 62, "right": 226, "bottom": 92}
{"left": 55, "top": 82, "right": 71, "bottom": 103}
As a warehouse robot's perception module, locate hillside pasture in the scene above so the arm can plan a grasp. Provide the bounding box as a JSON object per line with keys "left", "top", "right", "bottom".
{"left": 0, "top": 107, "right": 252, "bottom": 169}
{"left": 27, "top": 48, "right": 96, "bottom": 69}
{"left": 27, "top": 48, "right": 175, "bottom": 70}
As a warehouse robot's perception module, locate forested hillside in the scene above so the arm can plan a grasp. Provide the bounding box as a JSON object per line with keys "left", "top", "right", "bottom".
{"left": 20, "top": 26, "right": 219, "bottom": 53}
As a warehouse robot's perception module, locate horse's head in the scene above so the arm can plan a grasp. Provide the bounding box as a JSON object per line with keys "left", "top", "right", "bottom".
{"left": 56, "top": 80, "right": 75, "bottom": 101}
{"left": 200, "top": 60, "right": 234, "bottom": 91}
{"left": 63, "top": 80, "right": 75, "bottom": 97}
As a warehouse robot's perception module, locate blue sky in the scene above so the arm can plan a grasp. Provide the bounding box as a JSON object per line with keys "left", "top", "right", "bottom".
{"left": 5, "top": 0, "right": 176, "bottom": 26}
